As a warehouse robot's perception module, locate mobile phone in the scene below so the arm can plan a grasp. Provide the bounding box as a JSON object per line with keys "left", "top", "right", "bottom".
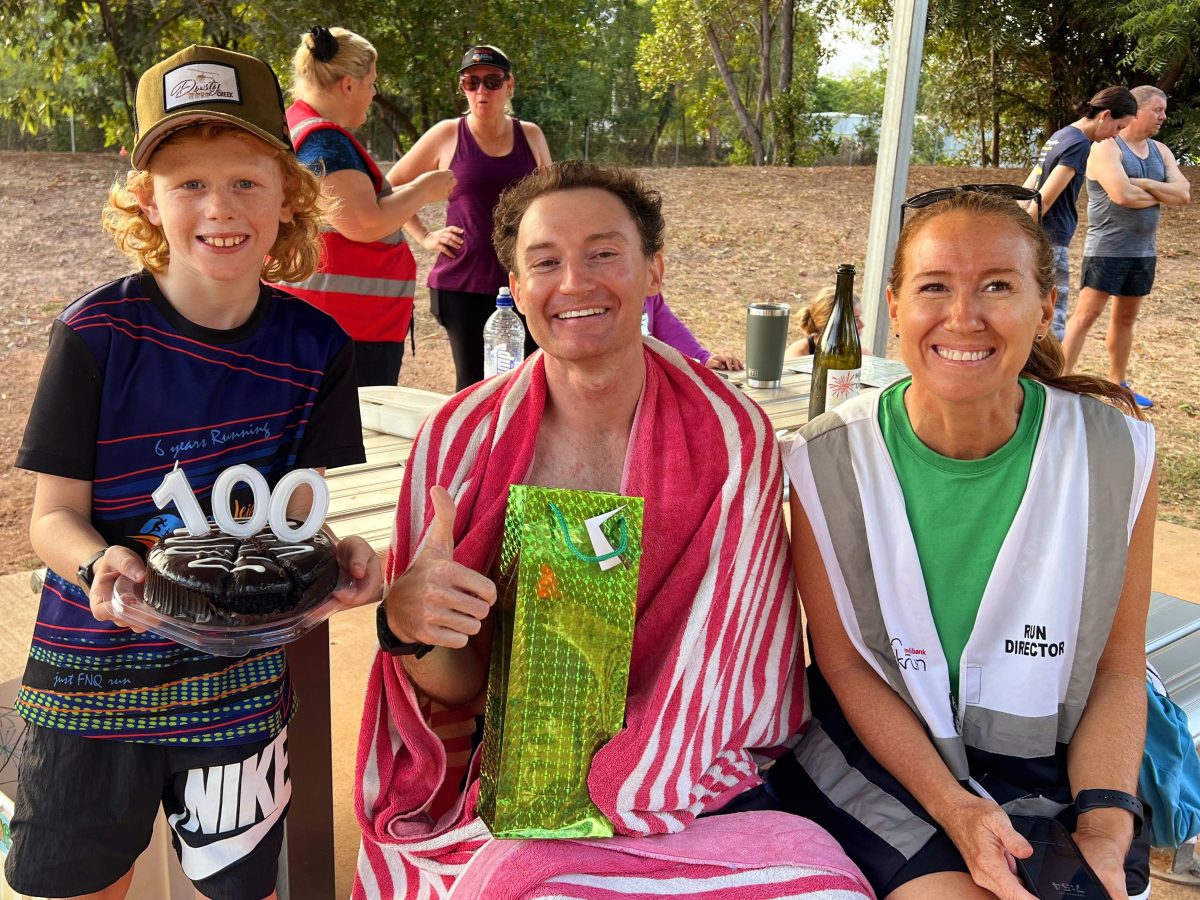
{"left": 1009, "top": 815, "right": 1111, "bottom": 900}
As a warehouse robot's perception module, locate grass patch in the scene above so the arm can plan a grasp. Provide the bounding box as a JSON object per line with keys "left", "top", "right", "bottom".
{"left": 1158, "top": 446, "right": 1200, "bottom": 530}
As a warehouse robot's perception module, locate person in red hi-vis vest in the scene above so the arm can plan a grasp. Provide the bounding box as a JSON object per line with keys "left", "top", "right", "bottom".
{"left": 279, "top": 26, "right": 455, "bottom": 386}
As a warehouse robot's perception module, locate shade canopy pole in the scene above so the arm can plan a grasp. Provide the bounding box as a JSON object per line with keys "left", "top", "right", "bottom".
{"left": 861, "top": 0, "right": 929, "bottom": 355}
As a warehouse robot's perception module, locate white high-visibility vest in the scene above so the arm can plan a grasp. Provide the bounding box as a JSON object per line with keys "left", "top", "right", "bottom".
{"left": 785, "top": 383, "right": 1154, "bottom": 788}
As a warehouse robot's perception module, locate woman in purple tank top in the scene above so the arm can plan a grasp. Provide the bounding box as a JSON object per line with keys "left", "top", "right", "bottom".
{"left": 390, "top": 45, "right": 552, "bottom": 390}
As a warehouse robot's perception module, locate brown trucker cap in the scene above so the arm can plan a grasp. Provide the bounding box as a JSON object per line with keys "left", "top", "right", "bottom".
{"left": 131, "top": 45, "right": 293, "bottom": 170}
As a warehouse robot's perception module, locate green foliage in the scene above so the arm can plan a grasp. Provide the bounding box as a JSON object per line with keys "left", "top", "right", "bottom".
{"left": 1117, "top": 0, "right": 1200, "bottom": 73}
{"left": 813, "top": 65, "right": 884, "bottom": 117}
{"left": 835, "top": 0, "right": 1200, "bottom": 167}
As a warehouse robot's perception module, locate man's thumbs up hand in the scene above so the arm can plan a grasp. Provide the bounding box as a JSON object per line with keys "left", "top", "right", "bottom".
{"left": 382, "top": 485, "right": 497, "bottom": 650}
{"left": 425, "top": 485, "right": 458, "bottom": 559}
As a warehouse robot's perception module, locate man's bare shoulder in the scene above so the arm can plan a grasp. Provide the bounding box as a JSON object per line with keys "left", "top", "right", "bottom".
{"left": 1153, "top": 139, "right": 1179, "bottom": 162}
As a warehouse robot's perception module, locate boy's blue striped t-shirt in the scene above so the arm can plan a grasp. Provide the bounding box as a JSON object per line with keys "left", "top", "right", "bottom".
{"left": 15, "top": 272, "right": 364, "bottom": 745}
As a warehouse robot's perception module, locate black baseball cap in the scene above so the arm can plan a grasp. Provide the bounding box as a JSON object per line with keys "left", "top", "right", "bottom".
{"left": 458, "top": 45, "right": 510, "bottom": 73}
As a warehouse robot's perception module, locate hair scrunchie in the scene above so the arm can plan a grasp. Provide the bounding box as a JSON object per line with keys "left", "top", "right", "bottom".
{"left": 309, "top": 26, "right": 338, "bottom": 62}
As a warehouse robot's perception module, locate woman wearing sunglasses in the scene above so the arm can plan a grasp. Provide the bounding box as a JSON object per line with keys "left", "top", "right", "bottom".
{"left": 281, "top": 27, "right": 457, "bottom": 386}
{"left": 392, "top": 45, "right": 552, "bottom": 390}
{"left": 1020, "top": 87, "right": 1137, "bottom": 340}
{"left": 769, "top": 188, "right": 1156, "bottom": 900}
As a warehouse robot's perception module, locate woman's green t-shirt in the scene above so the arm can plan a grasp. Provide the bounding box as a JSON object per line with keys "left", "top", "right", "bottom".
{"left": 877, "top": 377, "right": 1046, "bottom": 693}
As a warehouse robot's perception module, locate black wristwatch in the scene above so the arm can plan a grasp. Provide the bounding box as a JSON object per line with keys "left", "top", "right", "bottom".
{"left": 77, "top": 549, "right": 107, "bottom": 590}
{"left": 376, "top": 602, "right": 434, "bottom": 658}
{"left": 1074, "top": 789, "right": 1144, "bottom": 836}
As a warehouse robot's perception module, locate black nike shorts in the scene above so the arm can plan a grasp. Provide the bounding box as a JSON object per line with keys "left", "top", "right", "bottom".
{"left": 5, "top": 723, "right": 291, "bottom": 900}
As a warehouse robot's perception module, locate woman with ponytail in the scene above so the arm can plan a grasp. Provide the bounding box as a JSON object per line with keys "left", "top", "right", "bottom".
{"left": 280, "top": 26, "right": 456, "bottom": 386}
{"left": 1020, "top": 87, "right": 1137, "bottom": 339}
{"left": 770, "top": 189, "right": 1157, "bottom": 900}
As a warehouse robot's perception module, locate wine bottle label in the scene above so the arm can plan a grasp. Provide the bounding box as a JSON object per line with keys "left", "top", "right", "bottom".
{"left": 824, "top": 367, "right": 862, "bottom": 409}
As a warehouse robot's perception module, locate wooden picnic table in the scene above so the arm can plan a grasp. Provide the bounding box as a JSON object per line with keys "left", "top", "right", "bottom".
{"left": 282, "top": 360, "right": 913, "bottom": 897}
{"left": 282, "top": 423, "right": 416, "bottom": 897}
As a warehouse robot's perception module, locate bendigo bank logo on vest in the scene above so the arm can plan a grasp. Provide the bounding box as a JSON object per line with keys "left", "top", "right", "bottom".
{"left": 1005, "top": 623, "right": 1066, "bottom": 658}
{"left": 891, "top": 638, "right": 927, "bottom": 671}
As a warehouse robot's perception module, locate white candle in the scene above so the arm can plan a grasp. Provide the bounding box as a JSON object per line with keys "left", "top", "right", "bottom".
{"left": 151, "top": 464, "right": 211, "bottom": 536}
{"left": 268, "top": 469, "right": 330, "bottom": 542}
{"left": 211, "top": 464, "right": 271, "bottom": 538}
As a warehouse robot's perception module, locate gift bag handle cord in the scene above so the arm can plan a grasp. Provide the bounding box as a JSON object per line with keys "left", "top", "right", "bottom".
{"left": 547, "top": 501, "right": 628, "bottom": 563}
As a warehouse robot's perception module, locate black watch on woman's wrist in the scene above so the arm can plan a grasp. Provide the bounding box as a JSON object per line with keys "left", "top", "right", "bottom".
{"left": 375, "top": 602, "right": 435, "bottom": 658}
{"left": 1074, "top": 789, "right": 1144, "bottom": 836}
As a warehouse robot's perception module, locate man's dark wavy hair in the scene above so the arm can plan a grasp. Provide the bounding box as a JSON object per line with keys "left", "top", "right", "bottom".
{"left": 492, "top": 160, "right": 665, "bottom": 274}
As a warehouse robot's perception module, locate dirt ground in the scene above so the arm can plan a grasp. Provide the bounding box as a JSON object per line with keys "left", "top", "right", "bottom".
{"left": 0, "top": 152, "right": 1197, "bottom": 574}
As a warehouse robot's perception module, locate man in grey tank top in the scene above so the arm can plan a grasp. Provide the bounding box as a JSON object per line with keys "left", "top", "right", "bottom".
{"left": 1062, "top": 86, "right": 1190, "bottom": 408}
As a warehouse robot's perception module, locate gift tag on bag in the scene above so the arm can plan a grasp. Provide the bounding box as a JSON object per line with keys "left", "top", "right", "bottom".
{"left": 478, "top": 485, "right": 643, "bottom": 839}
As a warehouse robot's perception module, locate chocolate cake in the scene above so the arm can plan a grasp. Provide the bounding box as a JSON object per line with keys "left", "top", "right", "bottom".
{"left": 144, "top": 526, "right": 339, "bottom": 626}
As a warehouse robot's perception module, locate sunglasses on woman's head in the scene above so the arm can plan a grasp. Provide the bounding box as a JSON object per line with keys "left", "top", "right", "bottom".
{"left": 900, "top": 184, "right": 1042, "bottom": 226}
{"left": 461, "top": 73, "right": 509, "bottom": 92}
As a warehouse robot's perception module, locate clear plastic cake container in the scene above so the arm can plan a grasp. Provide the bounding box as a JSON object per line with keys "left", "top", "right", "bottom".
{"left": 111, "top": 575, "right": 349, "bottom": 657}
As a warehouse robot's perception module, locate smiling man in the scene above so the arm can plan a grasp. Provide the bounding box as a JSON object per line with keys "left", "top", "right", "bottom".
{"left": 352, "top": 161, "right": 872, "bottom": 898}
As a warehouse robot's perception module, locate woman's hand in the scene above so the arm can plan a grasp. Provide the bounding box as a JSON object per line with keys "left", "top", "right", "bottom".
{"left": 330, "top": 535, "right": 384, "bottom": 611}
{"left": 940, "top": 795, "right": 1036, "bottom": 900}
{"left": 704, "top": 354, "right": 743, "bottom": 371}
{"left": 1073, "top": 812, "right": 1134, "bottom": 900}
{"left": 89, "top": 545, "right": 147, "bottom": 632}
{"left": 420, "top": 226, "right": 465, "bottom": 259}
{"left": 414, "top": 169, "right": 456, "bottom": 202}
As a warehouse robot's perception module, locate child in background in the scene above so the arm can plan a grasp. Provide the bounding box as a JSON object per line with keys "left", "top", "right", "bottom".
{"left": 784, "top": 285, "right": 866, "bottom": 357}
{"left": 643, "top": 292, "right": 743, "bottom": 370}
{"left": 8, "top": 45, "right": 381, "bottom": 899}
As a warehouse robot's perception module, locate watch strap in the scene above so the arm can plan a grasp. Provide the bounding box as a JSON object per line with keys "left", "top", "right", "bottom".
{"left": 1074, "top": 789, "right": 1144, "bottom": 835}
{"left": 77, "top": 549, "right": 107, "bottom": 589}
{"left": 376, "top": 602, "right": 434, "bottom": 658}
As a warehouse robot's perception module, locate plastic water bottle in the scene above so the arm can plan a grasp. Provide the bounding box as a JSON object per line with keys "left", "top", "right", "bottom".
{"left": 483, "top": 287, "right": 526, "bottom": 378}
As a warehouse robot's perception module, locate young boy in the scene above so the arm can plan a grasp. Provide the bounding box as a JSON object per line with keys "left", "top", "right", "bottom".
{"left": 7, "top": 46, "right": 381, "bottom": 899}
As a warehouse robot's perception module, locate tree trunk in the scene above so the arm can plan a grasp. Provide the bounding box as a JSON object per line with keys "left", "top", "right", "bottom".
{"left": 777, "top": 0, "right": 794, "bottom": 96}
{"left": 757, "top": 0, "right": 772, "bottom": 125}
{"left": 374, "top": 94, "right": 421, "bottom": 147}
{"left": 640, "top": 89, "right": 675, "bottom": 164}
{"left": 96, "top": 0, "right": 141, "bottom": 135}
{"left": 990, "top": 44, "right": 1000, "bottom": 167}
{"left": 701, "top": 19, "right": 764, "bottom": 164}
{"left": 1157, "top": 51, "right": 1189, "bottom": 95}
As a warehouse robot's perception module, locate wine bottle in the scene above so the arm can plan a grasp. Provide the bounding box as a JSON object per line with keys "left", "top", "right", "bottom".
{"left": 807, "top": 264, "right": 862, "bottom": 419}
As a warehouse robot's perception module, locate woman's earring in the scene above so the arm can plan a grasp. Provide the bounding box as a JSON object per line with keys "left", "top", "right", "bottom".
{"left": 1035, "top": 333, "right": 1045, "bottom": 342}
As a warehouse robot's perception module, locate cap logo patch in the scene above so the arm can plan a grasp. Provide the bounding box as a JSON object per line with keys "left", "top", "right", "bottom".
{"left": 163, "top": 62, "right": 241, "bottom": 109}
{"left": 472, "top": 52, "right": 484, "bottom": 61}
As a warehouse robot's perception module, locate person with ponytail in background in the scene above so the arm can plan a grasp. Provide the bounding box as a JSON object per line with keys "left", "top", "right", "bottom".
{"left": 281, "top": 26, "right": 455, "bottom": 386}
{"left": 1021, "top": 87, "right": 1137, "bottom": 340}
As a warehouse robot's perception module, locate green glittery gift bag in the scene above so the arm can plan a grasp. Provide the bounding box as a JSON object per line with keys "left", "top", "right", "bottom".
{"left": 478, "top": 485, "right": 643, "bottom": 839}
